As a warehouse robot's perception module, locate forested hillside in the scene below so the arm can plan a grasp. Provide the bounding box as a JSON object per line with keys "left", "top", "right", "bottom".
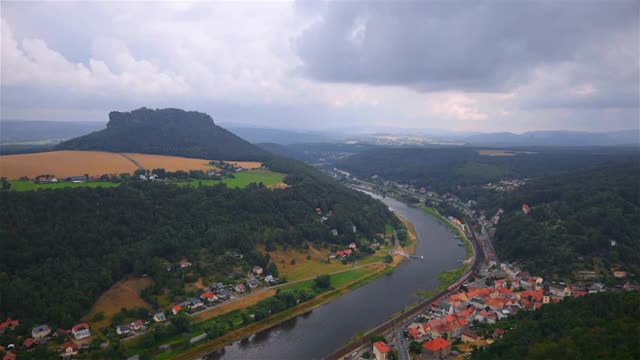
{"left": 56, "top": 107, "right": 269, "bottom": 161}
{"left": 0, "top": 168, "right": 395, "bottom": 327}
{"left": 473, "top": 291, "right": 640, "bottom": 360}
{"left": 336, "top": 147, "right": 639, "bottom": 192}
{"left": 493, "top": 162, "right": 640, "bottom": 279}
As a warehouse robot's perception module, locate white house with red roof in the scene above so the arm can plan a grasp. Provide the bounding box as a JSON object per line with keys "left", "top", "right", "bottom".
{"left": 179, "top": 259, "right": 192, "bottom": 268}
{"left": 200, "top": 291, "right": 218, "bottom": 302}
{"left": 172, "top": 305, "right": 183, "bottom": 315}
{"left": 71, "top": 323, "right": 90, "bottom": 340}
{"left": 59, "top": 341, "right": 79, "bottom": 358}
{"left": 130, "top": 320, "right": 145, "bottom": 332}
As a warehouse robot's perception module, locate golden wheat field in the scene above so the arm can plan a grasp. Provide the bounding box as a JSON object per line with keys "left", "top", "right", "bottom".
{"left": 0, "top": 151, "right": 138, "bottom": 179}
{"left": 123, "top": 153, "right": 214, "bottom": 172}
{"left": 0, "top": 150, "right": 221, "bottom": 179}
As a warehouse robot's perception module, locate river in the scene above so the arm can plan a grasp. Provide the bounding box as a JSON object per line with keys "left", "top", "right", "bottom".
{"left": 209, "top": 194, "right": 465, "bottom": 360}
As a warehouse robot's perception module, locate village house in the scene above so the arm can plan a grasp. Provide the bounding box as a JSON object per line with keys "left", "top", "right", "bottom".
{"left": 59, "top": 342, "right": 79, "bottom": 358}
{"left": 235, "top": 283, "right": 247, "bottom": 293}
{"left": 116, "top": 325, "right": 130, "bottom": 336}
{"left": 522, "top": 204, "right": 531, "bottom": 215}
{"left": 71, "top": 323, "right": 91, "bottom": 340}
{"left": 201, "top": 291, "right": 218, "bottom": 302}
{"left": 247, "top": 278, "right": 259, "bottom": 288}
{"left": 178, "top": 259, "right": 192, "bottom": 268}
{"left": 461, "top": 329, "right": 480, "bottom": 343}
{"left": 420, "top": 337, "right": 452, "bottom": 360}
{"left": 182, "top": 298, "right": 204, "bottom": 310}
{"left": 66, "top": 175, "right": 88, "bottom": 183}
{"left": 373, "top": 341, "right": 392, "bottom": 360}
{"left": 172, "top": 305, "right": 183, "bottom": 315}
{"left": 349, "top": 242, "right": 357, "bottom": 249}
{"left": 150, "top": 312, "right": 165, "bottom": 323}
{"left": 31, "top": 324, "right": 51, "bottom": 340}
{"left": 130, "top": 320, "right": 145, "bottom": 332}
{"left": 217, "top": 289, "right": 231, "bottom": 300}
{"left": 2, "top": 352, "right": 16, "bottom": 360}
{"left": 23, "top": 337, "right": 37, "bottom": 350}
{"left": 252, "top": 266, "right": 264, "bottom": 275}
{"left": 0, "top": 318, "right": 19, "bottom": 335}
{"left": 265, "top": 275, "right": 275, "bottom": 283}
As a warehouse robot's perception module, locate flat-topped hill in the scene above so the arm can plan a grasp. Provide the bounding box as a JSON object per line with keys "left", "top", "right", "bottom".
{"left": 56, "top": 107, "right": 269, "bottom": 161}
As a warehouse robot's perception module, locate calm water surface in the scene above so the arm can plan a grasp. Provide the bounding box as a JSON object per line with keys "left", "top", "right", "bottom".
{"left": 211, "top": 194, "right": 464, "bottom": 359}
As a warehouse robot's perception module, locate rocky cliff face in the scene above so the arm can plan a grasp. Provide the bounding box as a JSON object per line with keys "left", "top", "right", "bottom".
{"left": 107, "top": 108, "right": 215, "bottom": 130}
{"left": 56, "top": 108, "right": 269, "bottom": 161}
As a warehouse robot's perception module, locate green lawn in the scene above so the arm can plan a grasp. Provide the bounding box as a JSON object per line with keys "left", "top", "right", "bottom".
{"left": 7, "top": 170, "right": 286, "bottom": 192}
{"left": 8, "top": 180, "right": 119, "bottom": 191}
{"left": 175, "top": 170, "right": 286, "bottom": 188}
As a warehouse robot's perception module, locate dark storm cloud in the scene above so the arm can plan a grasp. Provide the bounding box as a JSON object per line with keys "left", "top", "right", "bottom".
{"left": 294, "top": 1, "right": 639, "bottom": 93}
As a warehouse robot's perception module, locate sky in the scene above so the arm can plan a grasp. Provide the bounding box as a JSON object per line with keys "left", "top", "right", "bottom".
{"left": 1, "top": 0, "right": 638, "bottom": 132}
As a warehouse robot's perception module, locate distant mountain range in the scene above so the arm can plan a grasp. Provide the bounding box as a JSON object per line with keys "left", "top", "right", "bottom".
{"left": 223, "top": 126, "right": 336, "bottom": 144}
{"left": 0, "top": 120, "right": 105, "bottom": 144}
{"left": 55, "top": 108, "right": 269, "bottom": 160}
{"left": 464, "top": 130, "right": 640, "bottom": 147}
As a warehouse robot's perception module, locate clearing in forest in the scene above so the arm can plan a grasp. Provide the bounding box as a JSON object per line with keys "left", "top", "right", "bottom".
{"left": 83, "top": 277, "right": 152, "bottom": 329}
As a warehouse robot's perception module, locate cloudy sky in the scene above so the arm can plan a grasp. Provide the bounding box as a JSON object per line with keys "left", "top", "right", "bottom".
{"left": 1, "top": 1, "right": 638, "bottom": 132}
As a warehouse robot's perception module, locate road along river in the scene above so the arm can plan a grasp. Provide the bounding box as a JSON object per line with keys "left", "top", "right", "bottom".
{"left": 208, "top": 194, "right": 466, "bottom": 360}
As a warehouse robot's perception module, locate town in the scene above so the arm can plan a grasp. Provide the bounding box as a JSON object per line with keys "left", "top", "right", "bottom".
{"left": 326, "top": 169, "right": 638, "bottom": 360}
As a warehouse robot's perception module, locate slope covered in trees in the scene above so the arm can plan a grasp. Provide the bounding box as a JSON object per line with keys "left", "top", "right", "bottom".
{"left": 0, "top": 172, "right": 395, "bottom": 327}
{"left": 493, "top": 162, "right": 640, "bottom": 279}
{"left": 473, "top": 291, "right": 640, "bottom": 360}
{"left": 56, "top": 107, "right": 269, "bottom": 161}
{"left": 336, "top": 147, "right": 639, "bottom": 192}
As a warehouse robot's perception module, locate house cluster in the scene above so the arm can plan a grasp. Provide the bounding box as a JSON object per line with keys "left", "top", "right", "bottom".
{"left": 402, "top": 262, "right": 608, "bottom": 358}
{"left": 116, "top": 320, "right": 148, "bottom": 336}
{"left": 331, "top": 243, "right": 357, "bottom": 259}
{"left": 481, "top": 178, "right": 527, "bottom": 192}
{"left": 315, "top": 207, "right": 334, "bottom": 224}
{"left": 170, "top": 265, "right": 275, "bottom": 316}
{"left": 0, "top": 320, "right": 91, "bottom": 359}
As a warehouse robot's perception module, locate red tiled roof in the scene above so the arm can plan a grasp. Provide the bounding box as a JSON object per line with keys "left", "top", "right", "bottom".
{"left": 423, "top": 337, "right": 451, "bottom": 352}
{"left": 3, "top": 352, "right": 16, "bottom": 360}
{"left": 373, "top": 341, "right": 391, "bottom": 353}
{"left": 133, "top": 320, "right": 144, "bottom": 327}
{"left": 72, "top": 323, "right": 89, "bottom": 333}
{"left": 336, "top": 250, "right": 344, "bottom": 256}
{"left": 61, "top": 341, "right": 78, "bottom": 351}
{"left": 24, "top": 337, "right": 37, "bottom": 348}
{"left": 407, "top": 327, "right": 421, "bottom": 339}
{"left": 0, "top": 318, "right": 19, "bottom": 330}
{"left": 344, "top": 249, "right": 353, "bottom": 255}
{"left": 172, "top": 305, "right": 183, "bottom": 312}
{"left": 201, "top": 291, "right": 217, "bottom": 300}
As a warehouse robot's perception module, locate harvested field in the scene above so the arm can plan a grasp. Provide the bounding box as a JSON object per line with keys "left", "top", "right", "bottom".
{"left": 224, "top": 161, "right": 263, "bottom": 169}
{"left": 0, "top": 150, "right": 138, "bottom": 179}
{"left": 260, "top": 244, "right": 352, "bottom": 282}
{"left": 124, "top": 153, "right": 215, "bottom": 172}
{"left": 84, "top": 277, "right": 152, "bottom": 329}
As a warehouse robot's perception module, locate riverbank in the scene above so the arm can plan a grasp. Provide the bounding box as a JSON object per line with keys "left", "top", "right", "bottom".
{"left": 141, "top": 216, "right": 419, "bottom": 360}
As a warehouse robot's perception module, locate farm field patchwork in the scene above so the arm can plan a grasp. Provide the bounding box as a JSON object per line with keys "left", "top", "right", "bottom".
{"left": 223, "top": 161, "right": 263, "bottom": 169}
{"left": 0, "top": 150, "right": 138, "bottom": 179}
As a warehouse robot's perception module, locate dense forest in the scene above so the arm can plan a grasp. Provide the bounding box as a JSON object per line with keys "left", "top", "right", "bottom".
{"left": 336, "top": 147, "right": 639, "bottom": 192}
{"left": 56, "top": 107, "right": 270, "bottom": 161}
{"left": 0, "top": 156, "right": 396, "bottom": 327}
{"left": 493, "top": 162, "right": 640, "bottom": 279}
{"left": 472, "top": 291, "right": 640, "bottom": 360}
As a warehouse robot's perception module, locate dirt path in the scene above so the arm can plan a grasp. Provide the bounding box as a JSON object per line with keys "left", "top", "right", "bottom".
{"left": 118, "top": 153, "right": 145, "bottom": 170}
